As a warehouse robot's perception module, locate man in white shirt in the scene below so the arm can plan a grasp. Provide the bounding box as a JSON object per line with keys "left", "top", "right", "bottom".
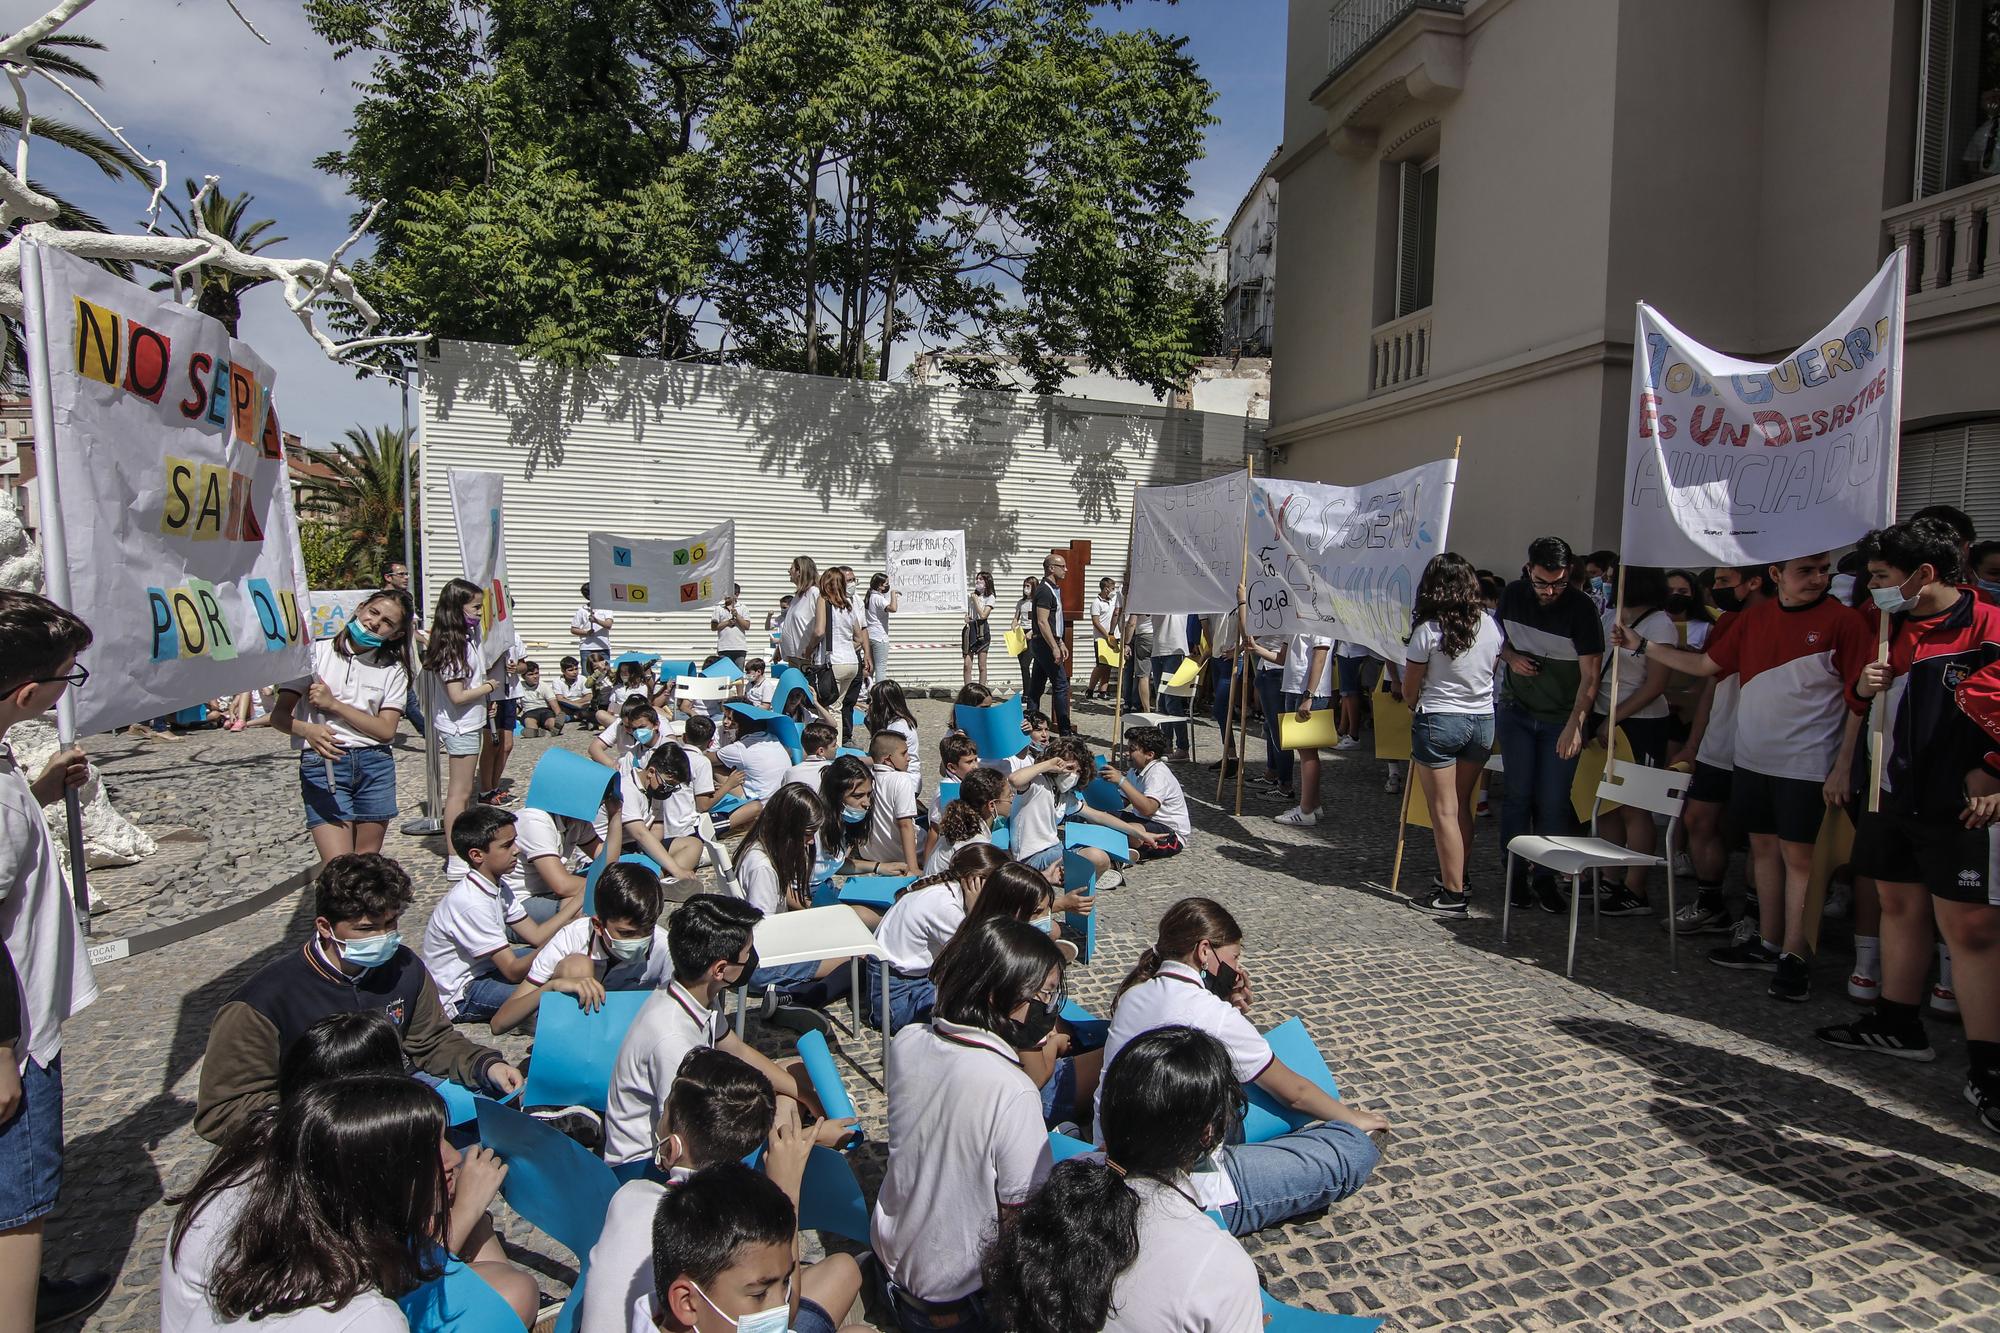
{"left": 1150, "top": 611, "right": 1193, "bottom": 756}
{"left": 1085, "top": 576, "right": 1119, "bottom": 701}
{"left": 571, "top": 583, "right": 613, "bottom": 661}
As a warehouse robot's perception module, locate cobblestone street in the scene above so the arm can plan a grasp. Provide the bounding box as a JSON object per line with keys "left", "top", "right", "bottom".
{"left": 41, "top": 698, "right": 2000, "bottom": 1331}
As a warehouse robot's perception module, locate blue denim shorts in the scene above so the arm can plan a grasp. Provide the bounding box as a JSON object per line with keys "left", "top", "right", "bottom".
{"left": 300, "top": 744, "right": 398, "bottom": 828}
{"left": 1020, "top": 843, "right": 1062, "bottom": 872}
{"left": 1337, "top": 655, "right": 1382, "bottom": 698}
{"left": 1410, "top": 711, "right": 1495, "bottom": 769}
{"left": 441, "top": 729, "right": 484, "bottom": 757}
{"left": 0, "top": 1056, "right": 64, "bottom": 1228}
{"left": 1280, "top": 692, "right": 1335, "bottom": 714}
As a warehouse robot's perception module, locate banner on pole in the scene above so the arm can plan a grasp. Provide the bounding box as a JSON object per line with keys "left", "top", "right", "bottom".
{"left": 1124, "top": 469, "right": 1250, "bottom": 616}
{"left": 884, "top": 529, "right": 967, "bottom": 616}
{"left": 1622, "top": 251, "right": 1905, "bottom": 567}
{"left": 307, "top": 588, "right": 383, "bottom": 640}
{"left": 1244, "top": 459, "right": 1458, "bottom": 665}
{"left": 588, "top": 523, "right": 735, "bottom": 613}
{"left": 24, "top": 246, "right": 312, "bottom": 735}
{"left": 448, "top": 469, "right": 521, "bottom": 668}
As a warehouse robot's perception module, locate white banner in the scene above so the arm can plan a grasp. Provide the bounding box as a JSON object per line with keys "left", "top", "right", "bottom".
{"left": 1622, "top": 251, "right": 1904, "bottom": 566}
{"left": 588, "top": 522, "right": 735, "bottom": 613}
{"left": 884, "top": 529, "right": 966, "bottom": 615}
{"left": 24, "top": 246, "right": 312, "bottom": 735}
{"left": 448, "top": 469, "right": 522, "bottom": 668}
{"left": 1245, "top": 459, "right": 1459, "bottom": 664}
{"left": 1123, "top": 469, "right": 1250, "bottom": 615}
{"left": 307, "top": 588, "right": 382, "bottom": 641}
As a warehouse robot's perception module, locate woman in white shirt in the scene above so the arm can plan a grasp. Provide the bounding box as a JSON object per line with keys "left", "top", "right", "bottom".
{"left": 1011, "top": 576, "right": 1038, "bottom": 696}
{"left": 273, "top": 589, "right": 412, "bottom": 866}
{"left": 711, "top": 585, "right": 751, "bottom": 665}
{"left": 822, "top": 570, "right": 873, "bottom": 745}
{"left": 1401, "top": 554, "right": 1505, "bottom": 917}
{"left": 163, "top": 1073, "right": 502, "bottom": 1331}
{"left": 962, "top": 571, "right": 995, "bottom": 688}
{"left": 1588, "top": 564, "right": 1678, "bottom": 916}
{"left": 983, "top": 1025, "right": 1264, "bottom": 1333}
{"left": 864, "top": 572, "right": 898, "bottom": 684}
{"left": 420, "top": 578, "right": 499, "bottom": 866}
{"left": 776, "top": 556, "right": 823, "bottom": 669}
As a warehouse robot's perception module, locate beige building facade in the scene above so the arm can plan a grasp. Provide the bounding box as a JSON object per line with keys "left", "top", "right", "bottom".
{"left": 1272, "top": 0, "right": 2000, "bottom": 568}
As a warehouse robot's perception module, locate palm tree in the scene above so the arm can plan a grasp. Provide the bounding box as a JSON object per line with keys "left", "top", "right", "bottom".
{"left": 150, "top": 179, "right": 289, "bottom": 336}
{"left": 295, "top": 425, "right": 417, "bottom": 584}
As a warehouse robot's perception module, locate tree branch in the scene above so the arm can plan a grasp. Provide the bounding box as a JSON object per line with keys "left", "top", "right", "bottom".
{"left": 25, "top": 63, "right": 168, "bottom": 227}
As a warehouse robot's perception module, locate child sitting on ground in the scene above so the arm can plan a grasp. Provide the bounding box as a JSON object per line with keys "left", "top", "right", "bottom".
{"left": 516, "top": 661, "right": 558, "bottom": 736}
{"left": 924, "top": 767, "right": 1008, "bottom": 873}
{"left": 781, "top": 720, "right": 838, "bottom": 791}
{"left": 554, "top": 655, "right": 595, "bottom": 729}
{"left": 743, "top": 657, "right": 778, "bottom": 710}
{"left": 488, "top": 860, "right": 665, "bottom": 1034}
{"left": 617, "top": 742, "right": 705, "bottom": 882}
{"left": 421, "top": 805, "right": 581, "bottom": 1024}
{"left": 1069, "top": 724, "right": 1192, "bottom": 890}
{"left": 590, "top": 698, "right": 663, "bottom": 769}
{"left": 1007, "top": 735, "right": 1090, "bottom": 880}
{"left": 717, "top": 706, "right": 793, "bottom": 832}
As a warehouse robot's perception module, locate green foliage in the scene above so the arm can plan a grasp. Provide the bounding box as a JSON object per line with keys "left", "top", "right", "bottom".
{"left": 146, "top": 180, "right": 289, "bottom": 337}
{"left": 296, "top": 519, "right": 364, "bottom": 589}
{"left": 294, "top": 426, "right": 417, "bottom": 585}
{"left": 306, "top": 0, "right": 1220, "bottom": 396}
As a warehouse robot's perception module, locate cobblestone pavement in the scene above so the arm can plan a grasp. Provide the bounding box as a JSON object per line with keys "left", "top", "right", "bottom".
{"left": 43, "top": 697, "right": 2000, "bottom": 1331}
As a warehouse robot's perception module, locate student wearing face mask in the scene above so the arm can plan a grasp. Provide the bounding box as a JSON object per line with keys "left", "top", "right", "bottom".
{"left": 924, "top": 767, "right": 1008, "bottom": 873}
{"left": 1097, "top": 899, "right": 1387, "bottom": 1236}
{"left": 865, "top": 844, "right": 1014, "bottom": 1032}
{"left": 735, "top": 785, "right": 865, "bottom": 1000}
{"left": 192, "top": 854, "right": 523, "bottom": 1145}
{"left": 617, "top": 742, "right": 705, "bottom": 882}
{"left": 487, "top": 861, "right": 662, "bottom": 1035}
{"left": 872, "top": 917, "right": 1066, "bottom": 1331}
{"left": 1006, "top": 735, "right": 1091, "bottom": 876}
{"left": 591, "top": 699, "right": 664, "bottom": 770}
{"left": 818, "top": 755, "right": 894, "bottom": 876}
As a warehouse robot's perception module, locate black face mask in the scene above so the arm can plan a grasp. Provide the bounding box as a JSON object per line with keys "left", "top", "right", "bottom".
{"left": 1664, "top": 593, "right": 1697, "bottom": 617}
{"left": 1711, "top": 586, "right": 1742, "bottom": 614}
{"left": 996, "top": 1000, "right": 1059, "bottom": 1051}
{"left": 729, "top": 949, "right": 759, "bottom": 985}
{"left": 1203, "top": 957, "right": 1240, "bottom": 1002}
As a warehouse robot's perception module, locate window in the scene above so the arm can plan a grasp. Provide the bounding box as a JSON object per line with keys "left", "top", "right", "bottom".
{"left": 1396, "top": 158, "right": 1439, "bottom": 317}
{"left": 1898, "top": 421, "right": 2000, "bottom": 533}
{"left": 1917, "top": 0, "right": 2000, "bottom": 196}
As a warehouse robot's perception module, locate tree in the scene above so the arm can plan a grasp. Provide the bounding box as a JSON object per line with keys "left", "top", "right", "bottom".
{"left": 147, "top": 179, "right": 288, "bottom": 337}
{"left": 294, "top": 424, "right": 416, "bottom": 584}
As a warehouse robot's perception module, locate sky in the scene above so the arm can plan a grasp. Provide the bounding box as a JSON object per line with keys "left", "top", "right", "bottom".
{"left": 27, "top": 0, "right": 1286, "bottom": 451}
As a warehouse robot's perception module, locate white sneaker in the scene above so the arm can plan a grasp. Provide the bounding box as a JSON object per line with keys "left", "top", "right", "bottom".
{"left": 1846, "top": 972, "right": 1880, "bottom": 1004}
{"left": 1098, "top": 869, "right": 1126, "bottom": 891}
{"left": 1384, "top": 768, "right": 1404, "bottom": 794}
{"left": 1933, "top": 984, "right": 1961, "bottom": 1019}
{"left": 1273, "top": 807, "right": 1320, "bottom": 827}
{"left": 1333, "top": 735, "right": 1362, "bottom": 752}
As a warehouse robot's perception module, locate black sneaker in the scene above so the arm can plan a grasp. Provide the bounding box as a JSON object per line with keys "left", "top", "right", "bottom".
{"left": 1708, "top": 937, "right": 1780, "bottom": 971}
{"left": 1430, "top": 873, "right": 1473, "bottom": 893}
{"left": 1596, "top": 885, "right": 1654, "bottom": 917}
{"left": 1816, "top": 1015, "right": 1936, "bottom": 1062}
{"left": 35, "top": 1273, "right": 113, "bottom": 1329}
{"left": 1534, "top": 879, "right": 1568, "bottom": 914}
{"left": 1411, "top": 889, "right": 1470, "bottom": 919}
{"left": 1673, "top": 898, "right": 1734, "bottom": 936}
{"left": 1966, "top": 1073, "right": 2000, "bottom": 1135}
{"left": 528, "top": 1105, "right": 605, "bottom": 1152}
{"left": 1769, "top": 952, "right": 1811, "bottom": 1002}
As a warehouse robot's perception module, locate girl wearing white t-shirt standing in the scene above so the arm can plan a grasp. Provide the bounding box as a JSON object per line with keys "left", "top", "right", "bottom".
{"left": 272, "top": 589, "right": 412, "bottom": 865}
{"left": 823, "top": 570, "right": 873, "bottom": 744}
{"left": 1011, "top": 576, "right": 1038, "bottom": 697}
{"left": 865, "top": 572, "right": 898, "bottom": 684}
{"left": 962, "top": 571, "right": 995, "bottom": 688}
{"left": 1401, "top": 554, "right": 1505, "bottom": 917}
{"left": 422, "top": 578, "right": 499, "bottom": 863}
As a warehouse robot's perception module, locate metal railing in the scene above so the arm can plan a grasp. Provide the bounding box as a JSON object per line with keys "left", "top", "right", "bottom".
{"left": 1370, "top": 309, "right": 1432, "bottom": 394}
{"left": 1884, "top": 176, "right": 2000, "bottom": 300}
{"left": 1329, "top": 0, "right": 1468, "bottom": 79}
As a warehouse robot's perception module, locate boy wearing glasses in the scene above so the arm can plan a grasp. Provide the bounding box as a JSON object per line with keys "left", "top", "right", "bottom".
{"left": 1494, "top": 537, "right": 1606, "bottom": 914}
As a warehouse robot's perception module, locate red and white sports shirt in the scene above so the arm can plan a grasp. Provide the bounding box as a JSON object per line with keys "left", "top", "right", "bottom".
{"left": 1704, "top": 594, "right": 1872, "bottom": 783}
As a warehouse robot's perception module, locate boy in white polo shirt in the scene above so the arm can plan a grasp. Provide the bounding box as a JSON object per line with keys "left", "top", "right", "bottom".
{"left": 1006, "top": 735, "right": 1089, "bottom": 877}
{"left": 860, "top": 731, "right": 921, "bottom": 874}
{"left": 717, "top": 705, "right": 795, "bottom": 833}
{"left": 601, "top": 895, "right": 819, "bottom": 1166}
{"left": 1072, "top": 725, "right": 1190, "bottom": 891}
{"left": 421, "top": 804, "right": 582, "bottom": 1023}
{"left": 781, "top": 721, "right": 838, "bottom": 792}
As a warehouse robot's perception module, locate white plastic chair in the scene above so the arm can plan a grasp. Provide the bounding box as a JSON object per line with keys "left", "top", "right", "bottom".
{"left": 695, "top": 810, "right": 739, "bottom": 895}
{"left": 672, "top": 675, "right": 736, "bottom": 703}
{"left": 1500, "top": 761, "right": 1689, "bottom": 978}
{"left": 1130, "top": 678, "right": 1203, "bottom": 760}
{"left": 732, "top": 905, "right": 891, "bottom": 1075}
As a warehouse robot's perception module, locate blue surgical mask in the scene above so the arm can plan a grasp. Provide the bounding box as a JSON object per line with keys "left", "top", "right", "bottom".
{"left": 1030, "top": 914, "right": 1054, "bottom": 934}
{"left": 330, "top": 929, "right": 399, "bottom": 969}
{"left": 841, "top": 804, "right": 869, "bottom": 825}
{"left": 603, "top": 931, "right": 651, "bottom": 964}
{"left": 345, "top": 619, "right": 385, "bottom": 650}
{"left": 692, "top": 1278, "right": 791, "bottom": 1333}
{"left": 1870, "top": 575, "right": 1919, "bottom": 616}
{"left": 632, "top": 727, "right": 656, "bottom": 746}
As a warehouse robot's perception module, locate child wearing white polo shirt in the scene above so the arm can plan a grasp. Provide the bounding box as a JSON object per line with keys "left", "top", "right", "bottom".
{"left": 923, "top": 767, "right": 1007, "bottom": 874}
{"left": 735, "top": 785, "right": 859, "bottom": 1004}
{"left": 1006, "top": 735, "right": 1089, "bottom": 876}
{"left": 860, "top": 731, "right": 921, "bottom": 874}
{"left": 509, "top": 791, "right": 611, "bottom": 924}
{"left": 717, "top": 707, "right": 795, "bottom": 833}
{"left": 781, "top": 721, "right": 838, "bottom": 792}
{"left": 487, "top": 854, "right": 658, "bottom": 1036}
{"left": 1100, "top": 898, "right": 1387, "bottom": 1237}
{"left": 872, "top": 917, "right": 1063, "bottom": 1325}
{"left": 864, "top": 843, "right": 1013, "bottom": 1033}
{"left": 1071, "top": 725, "right": 1190, "bottom": 891}
{"left": 984, "top": 1026, "right": 1264, "bottom": 1332}
{"left": 421, "top": 805, "right": 582, "bottom": 1024}
{"left": 588, "top": 699, "right": 662, "bottom": 770}
{"left": 615, "top": 744, "right": 703, "bottom": 881}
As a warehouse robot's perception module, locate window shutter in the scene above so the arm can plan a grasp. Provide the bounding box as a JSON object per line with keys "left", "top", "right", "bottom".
{"left": 1960, "top": 422, "right": 2000, "bottom": 533}
{"left": 1396, "top": 162, "right": 1422, "bottom": 318}
{"left": 1897, "top": 421, "right": 2000, "bottom": 535}
{"left": 1917, "top": 0, "right": 1953, "bottom": 198}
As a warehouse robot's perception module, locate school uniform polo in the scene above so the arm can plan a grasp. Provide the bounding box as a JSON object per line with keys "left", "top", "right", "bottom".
{"left": 616, "top": 756, "right": 696, "bottom": 840}
{"left": 1094, "top": 960, "right": 1272, "bottom": 1146}
{"left": 860, "top": 764, "right": 920, "bottom": 864}
{"left": 872, "top": 1019, "right": 1053, "bottom": 1303}
{"left": 1008, "top": 776, "right": 1068, "bottom": 861}
{"left": 734, "top": 844, "right": 791, "bottom": 918}
{"left": 718, "top": 733, "right": 792, "bottom": 802}
{"left": 1101, "top": 1176, "right": 1262, "bottom": 1333}
{"left": 420, "top": 869, "right": 527, "bottom": 1019}
{"left": 285, "top": 639, "right": 409, "bottom": 750}
{"left": 572, "top": 603, "right": 612, "bottom": 655}
{"left": 781, "top": 756, "right": 831, "bottom": 791}
{"left": 525, "top": 918, "right": 672, "bottom": 988}
{"left": 578, "top": 1170, "right": 690, "bottom": 1333}
{"left": 602, "top": 981, "right": 727, "bottom": 1164}
{"left": 1133, "top": 759, "right": 1191, "bottom": 842}
{"left": 513, "top": 807, "right": 593, "bottom": 898}
{"left": 874, "top": 882, "right": 968, "bottom": 975}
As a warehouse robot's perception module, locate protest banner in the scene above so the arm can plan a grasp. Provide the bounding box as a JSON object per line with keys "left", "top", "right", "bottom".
{"left": 307, "top": 588, "right": 382, "bottom": 640}
{"left": 20, "top": 245, "right": 312, "bottom": 738}
{"left": 1244, "top": 457, "right": 1459, "bottom": 664}
{"left": 448, "top": 469, "right": 522, "bottom": 669}
{"left": 884, "top": 529, "right": 967, "bottom": 615}
{"left": 588, "top": 522, "right": 735, "bottom": 613}
{"left": 1123, "top": 468, "right": 1251, "bottom": 615}
{"left": 1622, "top": 250, "right": 1904, "bottom": 567}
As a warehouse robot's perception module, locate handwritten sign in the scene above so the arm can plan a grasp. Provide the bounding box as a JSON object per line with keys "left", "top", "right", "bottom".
{"left": 589, "top": 523, "right": 735, "bottom": 613}
{"left": 307, "top": 588, "right": 381, "bottom": 641}
{"left": 25, "top": 245, "right": 311, "bottom": 735}
{"left": 1622, "top": 251, "right": 1903, "bottom": 566}
{"left": 448, "top": 469, "right": 521, "bottom": 669}
{"left": 885, "top": 529, "right": 967, "bottom": 615}
{"left": 1245, "top": 459, "right": 1458, "bottom": 664}
{"left": 1124, "top": 468, "right": 1249, "bottom": 615}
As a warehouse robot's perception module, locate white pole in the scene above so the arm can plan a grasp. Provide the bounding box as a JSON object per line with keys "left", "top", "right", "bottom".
{"left": 398, "top": 364, "right": 443, "bottom": 836}
{"left": 19, "top": 243, "right": 93, "bottom": 928}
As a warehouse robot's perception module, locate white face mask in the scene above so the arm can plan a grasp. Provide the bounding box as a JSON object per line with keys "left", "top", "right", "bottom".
{"left": 1056, "top": 773, "right": 1078, "bottom": 794}
{"left": 690, "top": 1277, "right": 791, "bottom": 1333}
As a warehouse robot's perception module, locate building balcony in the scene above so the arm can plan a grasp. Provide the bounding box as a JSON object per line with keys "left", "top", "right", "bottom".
{"left": 1311, "top": 0, "right": 1468, "bottom": 159}
{"left": 1370, "top": 308, "right": 1432, "bottom": 394}
{"left": 1328, "top": 0, "right": 1468, "bottom": 80}
{"left": 1885, "top": 177, "right": 2000, "bottom": 316}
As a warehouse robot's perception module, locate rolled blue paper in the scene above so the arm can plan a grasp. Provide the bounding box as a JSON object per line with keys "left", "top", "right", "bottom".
{"left": 702, "top": 657, "right": 745, "bottom": 679}
{"left": 796, "top": 1030, "right": 857, "bottom": 1123}
{"left": 954, "top": 694, "right": 1026, "bottom": 764}
{"left": 524, "top": 749, "right": 620, "bottom": 823}
{"left": 768, "top": 714, "right": 804, "bottom": 764}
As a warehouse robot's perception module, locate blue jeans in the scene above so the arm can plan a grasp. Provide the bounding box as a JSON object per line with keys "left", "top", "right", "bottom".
{"left": 863, "top": 969, "right": 937, "bottom": 1033}
{"left": 1210, "top": 656, "right": 1235, "bottom": 728}
{"left": 881, "top": 1274, "right": 994, "bottom": 1333}
{"left": 1150, "top": 653, "right": 1189, "bottom": 750}
{"left": 0, "top": 1055, "right": 62, "bottom": 1228}
{"left": 452, "top": 973, "right": 518, "bottom": 1024}
{"left": 1026, "top": 644, "right": 1072, "bottom": 732}
{"left": 1216, "top": 1120, "right": 1379, "bottom": 1237}
{"left": 1411, "top": 710, "right": 1494, "bottom": 768}
{"left": 1256, "top": 669, "right": 1291, "bottom": 788}
{"left": 1039, "top": 1055, "right": 1079, "bottom": 1124}
{"left": 1496, "top": 702, "right": 1579, "bottom": 882}
{"left": 751, "top": 959, "right": 832, "bottom": 1003}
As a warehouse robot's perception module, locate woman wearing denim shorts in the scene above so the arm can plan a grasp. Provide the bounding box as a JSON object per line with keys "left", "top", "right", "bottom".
{"left": 1401, "top": 555, "right": 1504, "bottom": 918}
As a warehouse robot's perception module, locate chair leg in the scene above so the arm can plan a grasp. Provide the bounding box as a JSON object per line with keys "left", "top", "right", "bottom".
{"left": 1665, "top": 828, "right": 1678, "bottom": 973}
{"left": 1567, "top": 874, "right": 1581, "bottom": 979}
{"left": 849, "top": 957, "right": 861, "bottom": 1033}
{"left": 878, "top": 960, "right": 892, "bottom": 1081}
{"left": 1592, "top": 867, "right": 1601, "bottom": 940}
{"left": 1501, "top": 853, "right": 1515, "bottom": 944}
{"left": 735, "top": 984, "right": 748, "bottom": 1040}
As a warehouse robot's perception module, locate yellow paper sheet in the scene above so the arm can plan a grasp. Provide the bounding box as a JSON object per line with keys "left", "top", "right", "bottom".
{"left": 1279, "top": 708, "right": 1340, "bottom": 750}
{"left": 1096, "top": 638, "right": 1122, "bottom": 667}
{"left": 1805, "top": 808, "right": 1855, "bottom": 952}
{"left": 1004, "top": 627, "right": 1029, "bottom": 657}
{"left": 1569, "top": 729, "right": 1638, "bottom": 820}
{"left": 1404, "top": 770, "right": 1488, "bottom": 830}
{"left": 1165, "top": 655, "right": 1203, "bottom": 688}
{"left": 1373, "top": 687, "right": 1412, "bottom": 762}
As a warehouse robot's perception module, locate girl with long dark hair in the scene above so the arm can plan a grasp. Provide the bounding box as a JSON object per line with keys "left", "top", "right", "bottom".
{"left": 865, "top": 571, "right": 898, "bottom": 683}
{"left": 273, "top": 588, "right": 414, "bottom": 866}
{"left": 1401, "top": 553, "right": 1505, "bottom": 917}
{"left": 736, "top": 783, "right": 857, "bottom": 1003}
{"left": 982, "top": 1026, "right": 1262, "bottom": 1332}
{"left": 866, "top": 843, "right": 1015, "bottom": 1032}
{"left": 817, "top": 755, "right": 887, "bottom": 874}
{"left": 963, "top": 571, "right": 995, "bottom": 688}
{"left": 822, "top": 569, "right": 873, "bottom": 742}
{"left": 421, "top": 577, "right": 498, "bottom": 863}
{"left": 1105, "top": 898, "right": 1385, "bottom": 1238}
{"left": 866, "top": 678, "right": 923, "bottom": 789}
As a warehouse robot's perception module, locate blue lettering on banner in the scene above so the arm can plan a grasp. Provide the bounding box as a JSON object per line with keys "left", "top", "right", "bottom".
{"left": 148, "top": 588, "right": 178, "bottom": 661}
{"left": 247, "top": 578, "right": 287, "bottom": 652}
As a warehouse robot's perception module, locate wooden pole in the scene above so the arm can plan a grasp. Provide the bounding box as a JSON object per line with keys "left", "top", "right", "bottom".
{"left": 1234, "top": 636, "right": 1254, "bottom": 816}
{"left": 1867, "top": 614, "right": 1890, "bottom": 813}
{"left": 1110, "top": 502, "right": 1136, "bottom": 759}
{"left": 1214, "top": 652, "right": 1239, "bottom": 804}
{"left": 1603, "top": 562, "right": 1628, "bottom": 783}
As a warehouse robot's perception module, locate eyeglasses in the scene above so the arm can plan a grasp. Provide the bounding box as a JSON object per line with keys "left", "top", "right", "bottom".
{"left": 1030, "top": 982, "right": 1066, "bottom": 1011}
{"left": 19, "top": 664, "right": 88, "bottom": 690}
{"left": 1529, "top": 576, "right": 1569, "bottom": 592}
